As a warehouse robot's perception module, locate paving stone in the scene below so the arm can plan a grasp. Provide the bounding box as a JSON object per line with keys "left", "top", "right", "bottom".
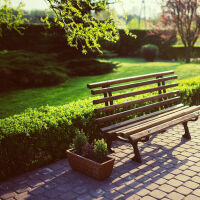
{"left": 183, "top": 181, "right": 199, "bottom": 189}
{"left": 176, "top": 186, "right": 193, "bottom": 195}
{"left": 176, "top": 174, "right": 191, "bottom": 182}
{"left": 90, "top": 188, "right": 106, "bottom": 197}
{"left": 29, "top": 195, "right": 48, "bottom": 200}
{"left": 43, "top": 189, "right": 62, "bottom": 198}
{"left": 30, "top": 187, "right": 46, "bottom": 195}
{"left": 38, "top": 168, "right": 54, "bottom": 175}
{"left": 15, "top": 192, "right": 31, "bottom": 200}
{"left": 193, "top": 189, "right": 200, "bottom": 197}
{"left": 140, "top": 196, "right": 157, "bottom": 200}
{"left": 189, "top": 166, "right": 200, "bottom": 172}
{"left": 136, "top": 189, "right": 150, "bottom": 197}
{"left": 155, "top": 178, "right": 168, "bottom": 185}
{"left": 162, "top": 173, "right": 175, "bottom": 180}
{"left": 28, "top": 179, "right": 45, "bottom": 188}
{"left": 184, "top": 194, "right": 200, "bottom": 200}
{"left": 0, "top": 192, "right": 16, "bottom": 200}
{"left": 54, "top": 183, "right": 72, "bottom": 193}
{"left": 116, "top": 186, "right": 134, "bottom": 196}
{"left": 171, "top": 169, "right": 182, "bottom": 175}
{"left": 16, "top": 185, "right": 31, "bottom": 194}
{"left": 59, "top": 191, "right": 79, "bottom": 200}
{"left": 191, "top": 176, "right": 200, "bottom": 184}
{"left": 76, "top": 194, "right": 93, "bottom": 200}
{"left": 145, "top": 183, "right": 159, "bottom": 191}
{"left": 39, "top": 174, "right": 55, "bottom": 182}
{"left": 124, "top": 194, "right": 140, "bottom": 200}
{"left": 149, "top": 189, "right": 167, "bottom": 199}
{"left": 159, "top": 184, "right": 175, "bottom": 193}
{"left": 167, "top": 192, "right": 185, "bottom": 200}
{"left": 43, "top": 182, "right": 57, "bottom": 190}
{"left": 104, "top": 190, "right": 124, "bottom": 200}
{"left": 167, "top": 179, "right": 183, "bottom": 187}
{"left": 73, "top": 186, "right": 88, "bottom": 195}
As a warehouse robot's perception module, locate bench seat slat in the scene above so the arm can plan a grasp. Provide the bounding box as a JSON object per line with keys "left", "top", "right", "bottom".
{"left": 87, "top": 71, "right": 174, "bottom": 89}
{"left": 107, "top": 105, "right": 189, "bottom": 134}
{"left": 91, "top": 76, "right": 178, "bottom": 95}
{"left": 100, "top": 104, "right": 184, "bottom": 133}
{"left": 93, "top": 83, "right": 178, "bottom": 105}
{"left": 97, "top": 97, "right": 181, "bottom": 123}
{"left": 130, "top": 111, "right": 200, "bottom": 142}
{"left": 95, "top": 91, "right": 179, "bottom": 113}
{"left": 119, "top": 106, "right": 200, "bottom": 137}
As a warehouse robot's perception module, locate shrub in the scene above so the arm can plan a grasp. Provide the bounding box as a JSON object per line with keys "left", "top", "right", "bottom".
{"left": 66, "top": 59, "right": 117, "bottom": 76}
{"left": 94, "top": 139, "right": 108, "bottom": 163}
{"left": 0, "top": 77, "right": 200, "bottom": 180}
{"left": 141, "top": 44, "right": 159, "bottom": 61}
{"left": 73, "top": 130, "right": 88, "bottom": 154}
{"left": 0, "top": 50, "right": 68, "bottom": 92}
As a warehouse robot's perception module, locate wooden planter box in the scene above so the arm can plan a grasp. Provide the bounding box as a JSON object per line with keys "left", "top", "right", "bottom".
{"left": 66, "top": 149, "right": 115, "bottom": 180}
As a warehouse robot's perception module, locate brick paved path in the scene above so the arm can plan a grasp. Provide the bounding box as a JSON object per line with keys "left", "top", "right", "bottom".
{"left": 0, "top": 119, "right": 200, "bottom": 200}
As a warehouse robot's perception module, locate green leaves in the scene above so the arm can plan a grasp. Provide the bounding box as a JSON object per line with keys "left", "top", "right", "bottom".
{"left": 45, "top": 0, "right": 121, "bottom": 53}
{"left": 94, "top": 139, "right": 108, "bottom": 162}
{"left": 0, "top": 0, "right": 27, "bottom": 36}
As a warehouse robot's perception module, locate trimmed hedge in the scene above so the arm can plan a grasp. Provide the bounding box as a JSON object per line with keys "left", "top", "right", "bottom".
{"left": 0, "top": 77, "right": 200, "bottom": 181}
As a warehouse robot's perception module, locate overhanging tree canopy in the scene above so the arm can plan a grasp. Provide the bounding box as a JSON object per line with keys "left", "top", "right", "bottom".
{"left": 1, "top": 0, "right": 133, "bottom": 53}
{"left": 43, "top": 0, "right": 123, "bottom": 54}
{"left": 0, "top": 0, "right": 27, "bottom": 36}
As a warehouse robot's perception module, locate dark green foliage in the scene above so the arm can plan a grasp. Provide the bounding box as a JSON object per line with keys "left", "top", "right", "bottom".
{"left": 141, "top": 44, "right": 159, "bottom": 61}
{"left": 0, "top": 24, "right": 176, "bottom": 59}
{"left": 73, "top": 130, "right": 88, "bottom": 154}
{"left": 0, "top": 50, "right": 68, "bottom": 92}
{"left": 94, "top": 139, "right": 108, "bottom": 163}
{"left": 66, "top": 59, "right": 117, "bottom": 76}
{"left": 0, "top": 50, "right": 117, "bottom": 92}
{"left": 0, "top": 77, "right": 200, "bottom": 180}
{"left": 0, "top": 99, "right": 98, "bottom": 180}
{"left": 162, "top": 47, "right": 200, "bottom": 61}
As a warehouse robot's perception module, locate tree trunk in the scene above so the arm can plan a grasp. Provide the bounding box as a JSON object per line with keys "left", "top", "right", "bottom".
{"left": 185, "top": 46, "right": 192, "bottom": 63}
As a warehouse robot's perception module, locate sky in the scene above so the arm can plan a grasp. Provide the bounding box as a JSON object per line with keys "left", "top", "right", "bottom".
{"left": 11, "top": 0, "right": 162, "bottom": 19}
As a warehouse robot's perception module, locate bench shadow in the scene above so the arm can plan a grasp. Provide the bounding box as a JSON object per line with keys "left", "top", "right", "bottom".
{"left": 0, "top": 133, "right": 192, "bottom": 200}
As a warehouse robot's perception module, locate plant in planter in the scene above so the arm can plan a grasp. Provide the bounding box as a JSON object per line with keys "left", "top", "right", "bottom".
{"left": 66, "top": 130, "right": 115, "bottom": 180}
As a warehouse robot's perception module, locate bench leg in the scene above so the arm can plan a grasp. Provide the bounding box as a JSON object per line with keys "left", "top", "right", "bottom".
{"left": 182, "top": 122, "right": 191, "bottom": 139}
{"left": 129, "top": 138, "right": 142, "bottom": 163}
{"left": 105, "top": 135, "right": 115, "bottom": 153}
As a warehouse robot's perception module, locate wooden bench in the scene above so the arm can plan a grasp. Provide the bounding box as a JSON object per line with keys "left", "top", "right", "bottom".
{"left": 87, "top": 71, "right": 200, "bottom": 163}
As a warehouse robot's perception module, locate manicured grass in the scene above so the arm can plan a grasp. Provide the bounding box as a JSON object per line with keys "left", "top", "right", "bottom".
{"left": 0, "top": 58, "right": 200, "bottom": 119}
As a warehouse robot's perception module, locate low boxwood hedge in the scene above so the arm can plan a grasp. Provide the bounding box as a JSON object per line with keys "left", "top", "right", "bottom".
{"left": 0, "top": 77, "right": 200, "bottom": 181}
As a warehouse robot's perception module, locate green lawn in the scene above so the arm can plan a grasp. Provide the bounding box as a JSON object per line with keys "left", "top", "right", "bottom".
{"left": 0, "top": 58, "right": 200, "bottom": 119}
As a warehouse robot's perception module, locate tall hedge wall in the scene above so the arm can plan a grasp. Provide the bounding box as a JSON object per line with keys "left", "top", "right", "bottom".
{"left": 1, "top": 23, "right": 200, "bottom": 60}
{"left": 0, "top": 24, "right": 176, "bottom": 58}
{"left": 0, "top": 24, "right": 95, "bottom": 59}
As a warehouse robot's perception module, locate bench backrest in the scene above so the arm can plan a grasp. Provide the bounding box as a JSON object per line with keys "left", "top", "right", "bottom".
{"left": 87, "top": 71, "right": 179, "bottom": 128}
